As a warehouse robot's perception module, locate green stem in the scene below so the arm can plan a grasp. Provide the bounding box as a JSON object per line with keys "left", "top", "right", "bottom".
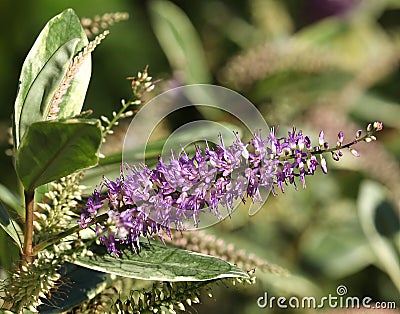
{"left": 102, "top": 100, "right": 135, "bottom": 141}
{"left": 22, "top": 190, "right": 34, "bottom": 264}
{"left": 33, "top": 213, "right": 108, "bottom": 253}
{"left": 278, "top": 132, "right": 374, "bottom": 162}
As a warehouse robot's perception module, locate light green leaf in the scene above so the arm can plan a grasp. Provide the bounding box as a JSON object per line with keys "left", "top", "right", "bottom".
{"left": 16, "top": 119, "right": 102, "bottom": 191}
{"left": 302, "top": 231, "right": 375, "bottom": 278}
{"left": 358, "top": 180, "right": 400, "bottom": 292}
{"left": 295, "top": 18, "right": 348, "bottom": 47}
{"left": 350, "top": 93, "right": 400, "bottom": 129}
{"left": 295, "top": 15, "right": 391, "bottom": 70}
{"left": 251, "top": 70, "right": 353, "bottom": 104}
{"left": 14, "top": 8, "right": 89, "bottom": 148}
{"left": 149, "top": 0, "right": 210, "bottom": 84}
{"left": 0, "top": 202, "right": 23, "bottom": 250}
{"left": 250, "top": 0, "right": 293, "bottom": 39}
{"left": 74, "top": 243, "right": 249, "bottom": 281}
{"left": 19, "top": 39, "right": 80, "bottom": 141}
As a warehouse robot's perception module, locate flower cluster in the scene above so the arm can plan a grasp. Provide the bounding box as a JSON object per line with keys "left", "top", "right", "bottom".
{"left": 81, "top": 12, "right": 129, "bottom": 39}
{"left": 79, "top": 122, "right": 383, "bottom": 256}
{"left": 47, "top": 31, "right": 109, "bottom": 121}
{"left": 100, "top": 67, "right": 156, "bottom": 144}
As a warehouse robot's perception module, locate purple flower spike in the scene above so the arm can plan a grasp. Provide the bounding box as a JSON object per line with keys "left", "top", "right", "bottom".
{"left": 79, "top": 122, "right": 383, "bottom": 255}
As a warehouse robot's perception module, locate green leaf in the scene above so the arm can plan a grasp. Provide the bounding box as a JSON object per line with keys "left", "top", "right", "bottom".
{"left": 295, "top": 18, "right": 348, "bottom": 46}
{"left": 74, "top": 243, "right": 249, "bottom": 281}
{"left": 295, "top": 14, "right": 392, "bottom": 70}
{"left": 38, "top": 263, "right": 111, "bottom": 313}
{"left": 16, "top": 119, "right": 102, "bottom": 191}
{"left": 0, "top": 183, "right": 24, "bottom": 217}
{"left": 149, "top": 0, "right": 210, "bottom": 84}
{"left": 14, "top": 9, "right": 89, "bottom": 148}
{"left": 350, "top": 93, "right": 400, "bottom": 129}
{"left": 358, "top": 180, "right": 400, "bottom": 292}
{"left": 0, "top": 202, "right": 23, "bottom": 250}
{"left": 19, "top": 39, "right": 80, "bottom": 142}
{"left": 0, "top": 227, "right": 20, "bottom": 271}
{"left": 302, "top": 231, "right": 375, "bottom": 278}
{"left": 251, "top": 70, "right": 353, "bottom": 104}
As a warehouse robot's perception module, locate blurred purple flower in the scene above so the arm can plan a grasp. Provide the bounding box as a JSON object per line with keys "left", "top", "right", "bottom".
{"left": 305, "top": 0, "right": 362, "bottom": 24}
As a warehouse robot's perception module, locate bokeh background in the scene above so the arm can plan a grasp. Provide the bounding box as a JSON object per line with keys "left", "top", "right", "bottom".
{"left": 1, "top": 0, "right": 399, "bottom": 312}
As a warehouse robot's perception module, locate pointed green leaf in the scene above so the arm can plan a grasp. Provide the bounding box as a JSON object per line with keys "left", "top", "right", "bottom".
{"left": 16, "top": 119, "right": 102, "bottom": 191}
{"left": 149, "top": 0, "right": 210, "bottom": 84}
{"left": 0, "top": 202, "right": 23, "bottom": 250}
{"left": 14, "top": 9, "right": 89, "bottom": 148}
{"left": 74, "top": 243, "right": 249, "bottom": 281}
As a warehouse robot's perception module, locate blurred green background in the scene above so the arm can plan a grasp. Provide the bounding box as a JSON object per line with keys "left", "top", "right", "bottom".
{"left": 1, "top": 0, "right": 399, "bottom": 312}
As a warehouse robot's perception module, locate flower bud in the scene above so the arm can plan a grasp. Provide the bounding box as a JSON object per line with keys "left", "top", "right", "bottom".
{"left": 319, "top": 131, "right": 325, "bottom": 146}
{"left": 320, "top": 156, "right": 328, "bottom": 174}
{"left": 373, "top": 121, "right": 383, "bottom": 131}
{"left": 331, "top": 151, "right": 340, "bottom": 161}
{"left": 350, "top": 148, "right": 360, "bottom": 157}
{"left": 337, "top": 131, "right": 344, "bottom": 145}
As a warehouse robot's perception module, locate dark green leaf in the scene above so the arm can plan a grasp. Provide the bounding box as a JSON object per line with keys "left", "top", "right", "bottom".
{"left": 38, "top": 263, "right": 111, "bottom": 314}
{"left": 374, "top": 200, "right": 400, "bottom": 238}
{"left": 16, "top": 119, "right": 102, "bottom": 191}
{"left": 74, "top": 243, "right": 249, "bottom": 281}
{"left": 0, "top": 228, "right": 20, "bottom": 271}
{"left": 14, "top": 9, "right": 89, "bottom": 148}
{"left": 0, "top": 183, "right": 24, "bottom": 217}
{"left": 0, "top": 202, "right": 23, "bottom": 250}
